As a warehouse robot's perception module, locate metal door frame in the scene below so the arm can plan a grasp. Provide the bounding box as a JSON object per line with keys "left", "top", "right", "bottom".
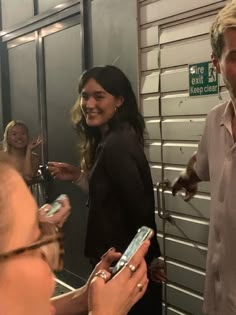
{"left": 0, "top": 0, "right": 91, "bottom": 163}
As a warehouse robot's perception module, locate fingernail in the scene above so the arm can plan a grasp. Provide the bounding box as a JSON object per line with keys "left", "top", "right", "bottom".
{"left": 41, "top": 205, "right": 50, "bottom": 212}
{"left": 101, "top": 247, "right": 116, "bottom": 259}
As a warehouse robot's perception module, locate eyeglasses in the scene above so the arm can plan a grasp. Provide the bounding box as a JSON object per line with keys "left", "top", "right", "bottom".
{"left": 0, "top": 222, "right": 64, "bottom": 271}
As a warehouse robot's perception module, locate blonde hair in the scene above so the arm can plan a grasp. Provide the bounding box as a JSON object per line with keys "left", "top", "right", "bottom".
{"left": 2, "top": 120, "right": 29, "bottom": 151}
{"left": 210, "top": 0, "right": 236, "bottom": 58}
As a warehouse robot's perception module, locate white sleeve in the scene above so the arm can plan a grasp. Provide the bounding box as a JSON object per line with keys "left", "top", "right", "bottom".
{"left": 194, "top": 116, "right": 210, "bottom": 181}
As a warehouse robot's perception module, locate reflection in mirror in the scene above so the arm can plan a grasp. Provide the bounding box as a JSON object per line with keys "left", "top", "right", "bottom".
{"left": 0, "top": 120, "right": 42, "bottom": 182}
{"left": 0, "top": 120, "right": 46, "bottom": 205}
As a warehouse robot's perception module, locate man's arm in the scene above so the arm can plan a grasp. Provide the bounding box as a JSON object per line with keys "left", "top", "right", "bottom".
{"left": 172, "top": 151, "right": 201, "bottom": 201}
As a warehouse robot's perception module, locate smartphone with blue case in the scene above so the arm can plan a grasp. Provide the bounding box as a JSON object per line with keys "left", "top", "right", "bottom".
{"left": 46, "top": 194, "right": 67, "bottom": 217}
{"left": 111, "top": 226, "right": 153, "bottom": 276}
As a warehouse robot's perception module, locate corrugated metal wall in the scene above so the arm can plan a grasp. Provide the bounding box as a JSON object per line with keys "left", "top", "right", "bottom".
{"left": 138, "top": 1, "right": 228, "bottom": 314}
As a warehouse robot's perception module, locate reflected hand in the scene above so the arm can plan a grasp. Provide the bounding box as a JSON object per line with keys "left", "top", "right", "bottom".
{"left": 48, "top": 162, "right": 80, "bottom": 182}
{"left": 28, "top": 136, "right": 43, "bottom": 150}
{"left": 172, "top": 173, "right": 197, "bottom": 202}
{"left": 148, "top": 257, "right": 167, "bottom": 283}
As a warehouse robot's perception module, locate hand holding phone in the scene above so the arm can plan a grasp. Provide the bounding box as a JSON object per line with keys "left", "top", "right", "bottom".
{"left": 111, "top": 226, "right": 153, "bottom": 276}
{"left": 46, "top": 194, "right": 68, "bottom": 217}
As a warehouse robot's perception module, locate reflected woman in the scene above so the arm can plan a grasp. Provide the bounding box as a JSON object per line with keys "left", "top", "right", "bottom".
{"left": 0, "top": 120, "right": 42, "bottom": 183}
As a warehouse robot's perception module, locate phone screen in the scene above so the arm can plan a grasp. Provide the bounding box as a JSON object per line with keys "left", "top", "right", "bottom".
{"left": 111, "top": 226, "right": 153, "bottom": 276}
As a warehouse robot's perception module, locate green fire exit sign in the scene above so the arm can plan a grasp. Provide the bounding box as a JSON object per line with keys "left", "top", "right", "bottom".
{"left": 189, "top": 61, "right": 218, "bottom": 96}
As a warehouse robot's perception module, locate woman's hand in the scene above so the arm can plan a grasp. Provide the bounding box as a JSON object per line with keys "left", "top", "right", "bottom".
{"left": 39, "top": 195, "right": 71, "bottom": 228}
{"left": 148, "top": 257, "right": 167, "bottom": 283}
{"left": 77, "top": 248, "right": 122, "bottom": 313}
{"left": 88, "top": 241, "right": 150, "bottom": 315}
{"left": 48, "top": 162, "right": 80, "bottom": 182}
{"left": 51, "top": 248, "right": 123, "bottom": 315}
{"left": 28, "top": 136, "right": 43, "bottom": 151}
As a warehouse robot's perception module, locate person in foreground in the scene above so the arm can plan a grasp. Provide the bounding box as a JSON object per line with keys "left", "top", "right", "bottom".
{"left": 49, "top": 65, "right": 165, "bottom": 314}
{"left": 0, "top": 162, "right": 150, "bottom": 315}
{"left": 172, "top": 1, "right": 236, "bottom": 314}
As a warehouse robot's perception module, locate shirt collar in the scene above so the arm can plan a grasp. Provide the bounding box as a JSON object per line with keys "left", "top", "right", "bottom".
{"left": 220, "top": 100, "right": 234, "bottom": 129}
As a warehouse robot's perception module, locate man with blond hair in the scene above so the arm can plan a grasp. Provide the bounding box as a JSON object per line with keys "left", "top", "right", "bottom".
{"left": 172, "top": 1, "right": 236, "bottom": 314}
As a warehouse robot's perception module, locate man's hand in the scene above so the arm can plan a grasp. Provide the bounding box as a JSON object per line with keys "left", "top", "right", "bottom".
{"left": 172, "top": 172, "right": 198, "bottom": 202}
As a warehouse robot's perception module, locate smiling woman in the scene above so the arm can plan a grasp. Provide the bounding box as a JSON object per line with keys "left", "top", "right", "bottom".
{"left": 79, "top": 78, "right": 123, "bottom": 133}
{"left": 48, "top": 65, "right": 163, "bottom": 315}
{"left": 0, "top": 120, "right": 42, "bottom": 183}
